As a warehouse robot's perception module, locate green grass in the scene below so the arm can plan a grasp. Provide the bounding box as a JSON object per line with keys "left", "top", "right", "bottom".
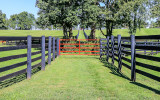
{"left": 0, "top": 48, "right": 48, "bottom": 77}
{"left": 0, "top": 30, "right": 78, "bottom": 37}
{"left": 0, "top": 55, "right": 159, "bottom": 99}
{"left": 84, "top": 28, "right": 160, "bottom": 38}
{"left": 0, "top": 28, "right": 160, "bottom": 39}
{"left": 0, "top": 29, "right": 160, "bottom": 99}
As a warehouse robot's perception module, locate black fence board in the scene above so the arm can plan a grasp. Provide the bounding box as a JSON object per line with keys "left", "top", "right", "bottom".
{"left": 135, "top": 35, "right": 160, "bottom": 40}
{"left": 136, "top": 45, "right": 160, "bottom": 50}
{"left": 0, "top": 53, "right": 27, "bottom": 62}
{"left": 121, "top": 50, "right": 131, "bottom": 55}
{"left": 0, "top": 45, "right": 27, "bottom": 51}
{"left": 136, "top": 61, "right": 160, "bottom": 72}
{"left": 136, "top": 53, "right": 160, "bottom": 62}
{"left": 121, "top": 44, "right": 131, "bottom": 48}
{"left": 122, "top": 57, "right": 131, "bottom": 63}
{"left": 136, "top": 69, "right": 160, "bottom": 82}
{"left": 122, "top": 62, "right": 131, "bottom": 69}
{"left": 32, "top": 51, "right": 41, "bottom": 56}
{"left": 0, "top": 37, "right": 27, "bottom": 41}
{"left": 0, "top": 68, "right": 26, "bottom": 82}
{"left": 32, "top": 56, "right": 41, "bottom": 62}
{"left": 0, "top": 61, "right": 27, "bottom": 72}
{"left": 32, "top": 62, "right": 41, "bottom": 69}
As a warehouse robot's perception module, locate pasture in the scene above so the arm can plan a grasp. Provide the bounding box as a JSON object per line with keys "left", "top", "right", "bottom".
{"left": 0, "top": 28, "right": 160, "bottom": 99}
{"left": 0, "top": 55, "right": 159, "bottom": 100}
{"left": 0, "top": 28, "right": 160, "bottom": 38}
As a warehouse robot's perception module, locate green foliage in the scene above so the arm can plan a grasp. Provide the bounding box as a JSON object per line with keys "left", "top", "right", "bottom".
{"left": 150, "top": 18, "right": 160, "bottom": 28}
{"left": 9, "top": 14, "right": 18, "bottom": 29}
{"left": 99, "top": 0, "right": 149, "bottom": 36}
{"left": 81, "top": 0, "right": 101, "bottom": 39}
{"left": 0, "top": 10, "right": 8, "bottom": 29}
{"left": 36, "top": 0, "right": 80, "bottom": 37}
{"left": 9, "top": 11, "right": 35, "bottom": 30}
{"left": 36, "top": 14, "right": 51, "bottom": 30}
{"left": 150, "top": 0, "right": 160, "bottom": 17}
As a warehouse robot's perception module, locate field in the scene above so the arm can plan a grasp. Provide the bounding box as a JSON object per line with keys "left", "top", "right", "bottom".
{"left": 85, "top": 28, "right": 160, "bottom": 38}
{"left": 0, "top": 28, "right": 160, "bottom": 38}
{"left": 0, "top": 55, "right": 159, "bottom": 99}
{"left": 0, "top": 28, "right": 160, "bottom": 99}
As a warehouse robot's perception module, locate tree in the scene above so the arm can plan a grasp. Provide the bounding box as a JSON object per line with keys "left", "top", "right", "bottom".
{"left": 0, "top": 10, "right": 8, "bottom": 29}
{"left": 80, "top": 0, "right": 101, "bottom": 39}
{"left": 9, "top": 14, "right": 18, "bottom": 29}
{"left": 36, "top": 0, "right": 80, "bottom": 38}
{"left": 99, "top": 0, "right": 149, "bottom": 37}
{"left": 99, "top": 0, "right": 120, "bottom": 37}
{"left": 120, "top": 0, "right": 148, "bottom": 34}
{"left": 36, "top": 14, "right": 51, "bottom": 30}
{"left": 17, "top": 11, "right": 35, "bottom": 30}
{"left": 150, "top": 18, "right": 160, "bottom": 28}
{"left": 150, "top": 0, "right": 160, "bottom": 17}
{"left": 9, "top": 11, "right": 35, "bottom": 30}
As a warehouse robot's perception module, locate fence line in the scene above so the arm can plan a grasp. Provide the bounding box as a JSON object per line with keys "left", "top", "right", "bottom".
{"left": 83, "top": 29, "right": 89, "bottom": 39}
{"left": 0, "top": 36, "right": 60, "bottom": 82}
{"left": 100, "top": 35, "right": 160, "bottom": 82}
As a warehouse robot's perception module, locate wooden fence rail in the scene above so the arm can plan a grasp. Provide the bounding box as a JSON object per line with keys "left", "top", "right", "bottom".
{"left": 0, "top": 36, "right": 60, "bottom": 82}
{"left": 100, "top": 35, "right": 160, "bottom": 82}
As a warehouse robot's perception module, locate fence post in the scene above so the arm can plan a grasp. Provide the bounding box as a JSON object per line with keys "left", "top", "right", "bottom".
{"left": 144, "top": 40, "right": 147, "bottom": 55}
{"left": 156, "top": 40, "right": 159, "bottom": 54}
{"left": 27, "top": 35, "right": 32, "bottom": 79}
{"left": 56, "top": 38, "right": 60, "bottom": 57}
{"left": 52, "top": 37, "right": 55, "bottom": 61}
{"left": 100, "top": 39, "right": 102, "bottom": 59}
{"left": 41, "top": 36, "right": 45, "bottom": 70}
{"left": 48, "top": 36, "right": 52, "bottom": 65}
{"left": 106, "top": 36, "right": 110, "bottom": 62}
{"left": 151, "top": 42, "right": 153, "bottom": 55}
{"left": 111, "top": 35, "right": 115, "bottom": 64}
{"left": 118, "top": 35, "right": 122, "bottom": 71}
{"left": 131, "top": 35, "right": 136, "bottom": 81}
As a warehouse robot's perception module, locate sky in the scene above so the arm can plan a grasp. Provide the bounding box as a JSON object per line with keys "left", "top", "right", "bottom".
{"left": 0, "top": 0, "right": 39, "bottom": 19}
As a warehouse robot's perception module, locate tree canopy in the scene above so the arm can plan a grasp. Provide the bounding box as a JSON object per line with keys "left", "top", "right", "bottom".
{"left": 9, "top": 11, "right": 35, "bottom": 30}
{"left": 0, "top": 10, "right": 8, "bottom": 29}
{"left": 1, "top": 0, "right": 160, "bottom": 37}
{"left": 36, "top": 0, "right": 80, "bottom": 38}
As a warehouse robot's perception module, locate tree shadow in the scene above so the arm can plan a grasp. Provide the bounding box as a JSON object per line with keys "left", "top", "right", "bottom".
{"left": 100, "top": 58, "right": 160, "bottom": 95}
{"left": 0, "top": 67, "right": 41, "bottom": 89}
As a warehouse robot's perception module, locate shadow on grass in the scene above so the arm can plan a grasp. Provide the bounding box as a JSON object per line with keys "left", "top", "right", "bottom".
{"left": 0, "top": 56, "right": 58, "bottom": 90}
{"left": 100, "top": 58, "right": 160, "bottom": 95}
{"left": 130, "top": 82, "right": 160, "bottom": 94}
{"left": 0, "top": 67, "right": 41, "bottom": 89}
{"left": 100, "top": 58, "right": 130, "bottom": 80}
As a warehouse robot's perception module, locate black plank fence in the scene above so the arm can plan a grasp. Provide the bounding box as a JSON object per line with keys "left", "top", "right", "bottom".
{"left": 0, "top": 36, "right": 60, "bottom": 82}
{"left": 100, "top": 35, "right": 160, "bottom": 82}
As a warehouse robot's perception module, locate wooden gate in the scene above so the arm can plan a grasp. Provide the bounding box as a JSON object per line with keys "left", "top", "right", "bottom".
{"left": 59, "top": 39, "right": 100, "bottom": 55}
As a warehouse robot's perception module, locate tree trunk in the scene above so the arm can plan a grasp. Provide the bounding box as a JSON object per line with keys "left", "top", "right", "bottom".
{"left": 90, "top": 23, "right": 96, "bottom": 39}
{"left": 106, "top": 20, "right": 113, "bottom": 36}
{"left": 63, "top": 25, "right": 68, "bottom": 38}
{"left": 69, "top": 27, "right": 73, "bottom": 38}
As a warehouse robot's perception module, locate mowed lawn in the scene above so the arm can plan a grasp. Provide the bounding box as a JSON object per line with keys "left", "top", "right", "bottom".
{"left": 84, "top": 28, "right": 160, "bottom": 38}
{"left": 0, "top": 30, "right": 79, "bottom": 37}
{"left": 0, "top": 55, "right": 159, "bottom": 100}
{"left": 0, "top": 29, "right": 160, "bottom": 99}
{"left": 0, "top": 28, "right": 160, "bottom": 38}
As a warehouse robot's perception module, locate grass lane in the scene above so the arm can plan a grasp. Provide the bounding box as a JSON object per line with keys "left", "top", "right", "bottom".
{"left": 0, "top": 55, "right": 159, "bottom": 100}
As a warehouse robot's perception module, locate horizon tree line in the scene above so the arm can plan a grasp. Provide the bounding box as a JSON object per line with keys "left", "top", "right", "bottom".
{"left": 0, "top": 0, "right": 159, "bottom": 39}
